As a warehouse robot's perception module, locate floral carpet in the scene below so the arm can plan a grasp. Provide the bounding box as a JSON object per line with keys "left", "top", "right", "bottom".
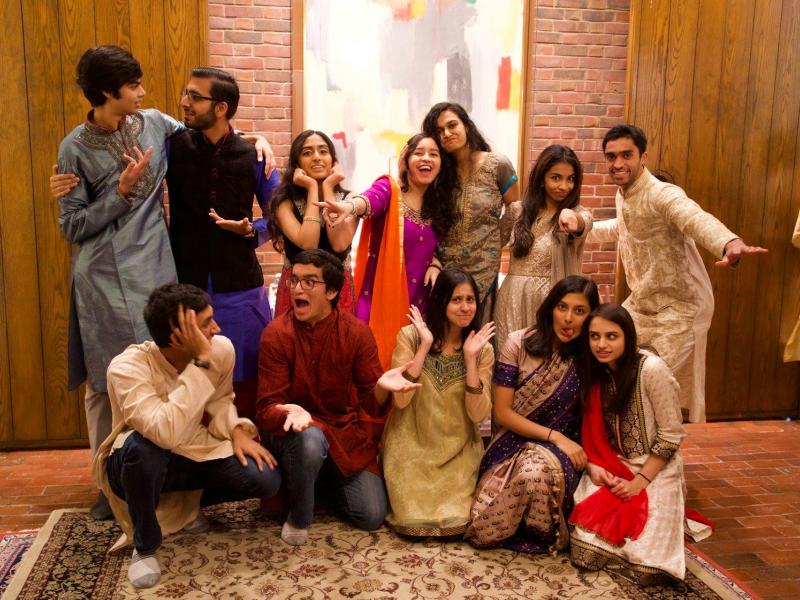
{"left": 3, "top": 501, "right": 752, "bottom": 600}
{"left": 0, "top": 531, "right": 36, "bottom": 597}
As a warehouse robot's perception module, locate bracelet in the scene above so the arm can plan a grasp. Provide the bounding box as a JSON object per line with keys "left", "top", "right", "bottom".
{"left": 464, "top": 381, "right": 483, "bottom": 394}
{"left": 428, "top": 263, "right": 442, "bottom": 271}
{"left": 402, "top": 370, "right": 420, "bottom": 383}
{"left": 636, "top": 472, "right": 652, "bottom": 484}
{"left": 546, "top": 428, "right": 553, "bottom": 442}
{"left": 342, "top": 198, "right": 358, "bottom": 217}
{"left": 303, "top": 215, "right": 321, "bottom": 224}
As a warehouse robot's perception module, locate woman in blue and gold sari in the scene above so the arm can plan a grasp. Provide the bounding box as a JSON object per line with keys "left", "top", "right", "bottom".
{"left": 465, "top": 276, "right": 599, "bottom": 553}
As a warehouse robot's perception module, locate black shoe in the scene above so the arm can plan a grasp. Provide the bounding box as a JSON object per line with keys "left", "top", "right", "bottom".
{"left": 90, "top": 491, "right": 114, "bottom": 520}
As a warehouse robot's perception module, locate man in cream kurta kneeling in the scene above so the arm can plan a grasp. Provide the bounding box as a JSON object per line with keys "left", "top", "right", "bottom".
{"left": 92, "top": 283, "right": 281, "bottom": 589}
{"left": 589, "top": 124, "right": 767, "bottom": 422}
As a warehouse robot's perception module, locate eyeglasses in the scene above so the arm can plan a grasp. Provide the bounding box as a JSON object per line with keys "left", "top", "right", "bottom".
{"left": 286, "top": 276, "right": 326, "bottom": 291}
{"left": 181, "top": 89, "right": 219, "bottom": 103}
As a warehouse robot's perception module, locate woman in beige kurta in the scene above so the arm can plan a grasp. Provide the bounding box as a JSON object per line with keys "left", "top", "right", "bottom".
{"left": 570, "top": 304, "right": 711, "bottom": 582}
{"left": 381, "top": 268, "right": 494, "bottom": 536}
{"left": 495, "top": 145, "right": 593, "bottom": 349}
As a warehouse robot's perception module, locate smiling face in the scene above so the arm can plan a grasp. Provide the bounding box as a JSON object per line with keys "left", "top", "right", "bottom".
{"left": 604, "top": 136, "right": 647, "bottom": 190}
{"left": 298, "top": 134, "right": 333, "bottom": 181}
{"left": 105, "top": 80, "right": 145, "bottom": 116}
{"left": 445, "top": 281, "right": 477, "bottom": 331}
{"left": 552, "top": 292, "right": 591, "bottom": 345}
{"left": 543, "top": 161, "right": 576, "bottom": 208}
{"left": 406, "top": 137, "right": 442, "bottom": 189}
{"left": 588, "top": 316, "right": 626, "bottom": 371}
{"left": 181, "top": 76, "right": 220, "bottom": 130}
{"left": 436, "top": 110, "right": 468, "bottom": 154}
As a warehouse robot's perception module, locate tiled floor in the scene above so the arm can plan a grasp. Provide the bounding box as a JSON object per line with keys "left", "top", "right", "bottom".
{"left": 1, "top": 420, "right": 798, "bottom": 599}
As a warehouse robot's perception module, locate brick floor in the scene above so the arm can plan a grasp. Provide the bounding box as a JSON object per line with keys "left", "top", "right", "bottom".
{"left": 1, "top": 420, "right": 798, "bottom": 598}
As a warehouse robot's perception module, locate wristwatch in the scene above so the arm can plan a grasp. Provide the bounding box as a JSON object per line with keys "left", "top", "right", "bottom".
{"left": 191, "top": 358, "right": 211, "bottom": 370}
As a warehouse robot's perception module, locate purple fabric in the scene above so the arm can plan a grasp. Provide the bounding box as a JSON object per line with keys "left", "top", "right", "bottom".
{"left": 355, "top": 177, "right": 440, "bottom": 323}
{"left": 493, "top": 361, "right": 518, "bottom": 388}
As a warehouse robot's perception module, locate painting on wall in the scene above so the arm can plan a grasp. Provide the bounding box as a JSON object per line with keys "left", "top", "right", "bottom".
{"left": 302, "top": 0, "right": 527, "bottom": 191}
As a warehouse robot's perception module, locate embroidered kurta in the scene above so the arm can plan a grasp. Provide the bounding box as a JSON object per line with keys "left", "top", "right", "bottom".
{"left": 58, "top": 109, "right": 183, "bottom": 392}
{"left": 256, "top": 309, "right": 386, "bottom": 477}
{"left": 589, "top": 168, "right": 738, "bottom": 422}
{"left": 381, "top": 325, "right": 493, "bottom": 536}
{"left": 570, "top": 353, "right": 709, "bottom": 581}
{"left": 495, "top": 203, "right": 593, "bottom": 349}
{"left": 785, "top": 210, "right": 800, "bottom": 362}
{"left": 92, "top": 335, "right": 254, "bottom": 550}
{"left": 438, "top": 153, "right": 517, "bottom": 318}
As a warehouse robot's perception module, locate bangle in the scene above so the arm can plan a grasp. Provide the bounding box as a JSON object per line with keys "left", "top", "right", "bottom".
{"left": 428, "top": 263, "right": 441, "bottom": 271}
{"left": 465, "top": 381, "right": 483, "bottom": 394}
{"left": 342, "top": 198, "right": 357, "bottom": 216}
{"left": 637, "top": 472, "right": 652, "bottom": 484}
{"left": 546, "top": 428, "right": 553, "bottom": 442}
{"left": 303, "top": 215, "right": 321, "bottom": 224}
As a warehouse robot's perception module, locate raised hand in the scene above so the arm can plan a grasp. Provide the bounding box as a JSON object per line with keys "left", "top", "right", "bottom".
{"left": 119, "top": 146, "right": 153, "bottom": 196}
{"left": 278, "top": 403, "right": 313, "bottom": 432}
{"left": 407, "top": 305, "right": 433, "bottom": 348}
{"left": 169, "top": 304, "right": 212, "bottom": 362}
{"left": 292, "top": 167, "right": 317, "bottom": 190}
{"left": 558, "top": 208, "right": 581, "bottom": 234}
{"left": 463, "top": 321, "right": 496, "bottom": 360}
{"left": 716, "top": 238, "right": 768, "bottom": 268}
{"left": 209, "top": 208, "right": 254, "bottom": 236}
{"left": 50, "top": 164, "right": 80, "bottom": 199}
{"left": 377, "top": 361, "right": 423, "bottom": 394}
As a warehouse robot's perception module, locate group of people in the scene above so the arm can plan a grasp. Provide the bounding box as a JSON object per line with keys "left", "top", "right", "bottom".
{"left": 50, "top": 44, "right": 769, "bottom": 590}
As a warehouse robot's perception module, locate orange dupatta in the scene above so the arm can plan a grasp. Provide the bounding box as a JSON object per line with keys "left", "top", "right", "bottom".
{"left": 354, "top": 175, "right": 410, "bottom": 371}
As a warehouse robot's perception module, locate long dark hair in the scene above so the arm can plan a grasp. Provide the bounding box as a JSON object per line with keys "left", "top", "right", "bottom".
{"left": 512, "top": 145, "right": 583, "bottom": 258}
{"left": 268, "top": 130, "right": 347, "bottom": 253}
{"left": 421, "top": 102, "right": 491, "bottom": 153}
{"left": 424, "top": 267, "right": 481, "bottom": 355}
{"left": 399, "top": 133, "right": 458, "bottom": 238}
{"left": 584, "top": 303, "right": 641, "bottom": 415}
{"left": 524, "top": 275, "right": 600, "bottom": 360}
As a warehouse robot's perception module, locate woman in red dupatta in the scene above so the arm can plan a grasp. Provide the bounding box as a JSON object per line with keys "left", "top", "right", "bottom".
{"left": 569, "top": 303, "right": 711, "bottom": 583}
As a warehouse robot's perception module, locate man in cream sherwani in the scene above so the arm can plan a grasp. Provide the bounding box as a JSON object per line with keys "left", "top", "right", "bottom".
{"left": 590, "top": 125, "right": 767, "bottom": 422}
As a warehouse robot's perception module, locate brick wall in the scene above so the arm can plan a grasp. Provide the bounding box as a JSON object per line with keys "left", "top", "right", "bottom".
{"left": 208, "top": 0, "right": 630, "bottom": 300}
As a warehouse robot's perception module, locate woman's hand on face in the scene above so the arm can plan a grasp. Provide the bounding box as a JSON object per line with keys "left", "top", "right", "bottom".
{"left": 323, "top": 163, "right": 345, "bottom": 189}
{"left": 551, "top": 432, "right": 588, "bottom": 470}
{"left": 558, "top": 208, "right": 580, "bottom": 234}
{"left": 407, "top": 305, "right": 434, "bottom": 348}
{"left": 463, "top": 321, "right": 495, "bottom": 360}
{"left": 586, "top": 462, "right": 616, "bottom": 487}
{"left": 293, "top": 167, "right": 317, "bottom": 190}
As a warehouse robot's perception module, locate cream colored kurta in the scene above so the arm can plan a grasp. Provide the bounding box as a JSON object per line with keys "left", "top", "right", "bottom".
{"left": 589, "top": 168, "right": 738, "bottom": 422}
{"left": 495, "top": 203, "right": 593, "bottom": 349}
{"left": 381, "top": 325, "right": 493, "bottom": 536}
{"left": 570, "top": 353, "right": 710, "bottom": 581}
{"left": 91, "top": 335, "right": 255, "bottom": 550}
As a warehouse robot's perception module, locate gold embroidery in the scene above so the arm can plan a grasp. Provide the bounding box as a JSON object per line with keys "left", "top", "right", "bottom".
{"left": 402, "top": 202, "right": 431, "bottom": 227}
{"left": 570, "top": 538, "right": 677, "bottom": 583}
{"left": 422, "top": 352, "right": 466, "bottom": 393}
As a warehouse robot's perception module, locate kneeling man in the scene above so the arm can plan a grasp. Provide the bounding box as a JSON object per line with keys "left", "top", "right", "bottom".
{"left": 93, "top": 283, "right": 281, "bottom": 588}
{"left": 256, "top": 249, "right": 418, "bottom": 545}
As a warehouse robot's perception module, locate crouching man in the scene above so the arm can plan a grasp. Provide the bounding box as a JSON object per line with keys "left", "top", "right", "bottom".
{"left": 92, "top": 283, "right": 281, "bottom": 589}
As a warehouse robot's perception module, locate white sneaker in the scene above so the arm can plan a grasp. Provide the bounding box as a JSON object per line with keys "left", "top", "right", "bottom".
{"left": 281, "top": 521, "right": 309, "bottom": 546}
{"left": 182, "top": 512, "right": 210, "bottom": 534}
{"left": 128, "top": 549, "right": 160, "bottom": 588}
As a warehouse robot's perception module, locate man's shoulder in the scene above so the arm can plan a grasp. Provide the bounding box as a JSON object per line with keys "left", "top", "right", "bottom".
{"left": 107, "top": 341, "right": 157, "bottom": 377}
{"left": 58, "top": 122, "right": 90, "bottom": 155}
{"left": 262, "top": 312, "right": 295, "bottom": 340}
{"left": 338, "top": 311, "right": 376, "bottom": 343}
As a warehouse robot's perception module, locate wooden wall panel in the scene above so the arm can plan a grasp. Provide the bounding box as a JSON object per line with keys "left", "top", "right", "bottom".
{"left": 0, "top": 0, "right": 207, "bottom": 448}
{"left": 626, "top": 0, "right": 800, "bottom": 419}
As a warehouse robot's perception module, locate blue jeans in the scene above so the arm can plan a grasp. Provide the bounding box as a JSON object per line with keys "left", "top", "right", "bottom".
{"left": 268, "top": 426, "right": 387, "bottom": 530}
{"left": 107, "top": 431, "right": 281, "bottom": 553}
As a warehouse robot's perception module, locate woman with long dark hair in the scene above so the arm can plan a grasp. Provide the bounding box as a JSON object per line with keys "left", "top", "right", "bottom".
{"left": 494, "top": 145, "right": 592, "bottom": 349}
{"left": 317, "top": 133, "right": 458, "bottom": 369}
{"left": 269, "top": 130, "right": 356, "bottom": 314}
{"left": 569, "top": 303, "right": 711, "bottom": 583}
{"left": 421, "top": 102, "right": 520, "bottom": 324}
{"left": 465, "top": 275, "right": 599, "bottom": 553}
{"left": 381, "top": 268, "right": 495, "bottom": 537}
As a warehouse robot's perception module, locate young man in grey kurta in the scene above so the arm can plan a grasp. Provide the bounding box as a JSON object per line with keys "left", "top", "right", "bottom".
{"left": 57, "top": 46, "right": 182, "bottom": 517}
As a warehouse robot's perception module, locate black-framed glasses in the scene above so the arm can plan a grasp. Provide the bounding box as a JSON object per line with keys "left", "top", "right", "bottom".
{"left": 181, "top": 89, "right": 218, "bottom": 103}
{"left": 287, "top": 276, "right": 326, "bottom": 291}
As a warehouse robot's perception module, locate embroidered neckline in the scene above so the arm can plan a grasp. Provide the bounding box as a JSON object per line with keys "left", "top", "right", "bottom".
{"left": 402, "top": 201, "right": 432, "bottom": 226}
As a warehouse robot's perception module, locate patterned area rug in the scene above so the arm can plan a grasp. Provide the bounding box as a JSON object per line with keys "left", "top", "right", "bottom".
{"left": 3, "top": 502, "right": 753, "bottom": 600}
{"left": 0, "top": 532, "right": 36, "bottom": 597}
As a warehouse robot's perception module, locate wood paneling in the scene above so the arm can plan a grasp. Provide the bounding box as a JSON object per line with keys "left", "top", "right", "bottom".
{"left": 0, "top": 0, "right": 206, "bottom": 448}
{"left": 626, "top": 0, "right": 800, "bottom": 419}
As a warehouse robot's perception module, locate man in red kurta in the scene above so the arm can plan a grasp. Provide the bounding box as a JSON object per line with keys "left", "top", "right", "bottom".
{"left": 257, "top": 249, "right": 417, "bottom": 546}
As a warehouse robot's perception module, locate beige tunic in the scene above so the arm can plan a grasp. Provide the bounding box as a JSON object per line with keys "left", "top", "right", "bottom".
{"left": 570, "top": 353, "right": 709, "bottom": 581}
{"left": 381, "top": 325, "right": 493, "bottom": 536}
{"left": 91, "top": 335, "right": 255, "bottom": 550}
{"left": 589, "top": 168, "right": 738, "bottom": 422}
{"left": 495, "top": 203, "right": 593, "bottom": 349}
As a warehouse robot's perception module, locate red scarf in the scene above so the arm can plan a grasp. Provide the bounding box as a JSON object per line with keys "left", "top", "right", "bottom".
{"left": 568, "top": 383, "right": 648, "bottom": 546}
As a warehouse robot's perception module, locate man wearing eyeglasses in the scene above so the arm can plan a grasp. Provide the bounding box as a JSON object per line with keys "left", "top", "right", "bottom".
{"left": 256, "top": 249, "right": 421, "bottom": 546}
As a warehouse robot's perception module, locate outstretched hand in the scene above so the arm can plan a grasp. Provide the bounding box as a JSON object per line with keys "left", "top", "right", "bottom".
{"left": 119, "top": 146, "right": 153, "bottom": 196}
{"left": 50, "top": 164, "right": 80, "bottom": 199}
{"left": 716, "top": 238, "right": 768, "bottom": 268}
{"left": 377, "top": 361, "right": 423, "bottom": 394}
{"left": 407, "top": 305, "right": 434, "bottom": 348}
{"left": 463, "top": 321, "right": 495, "bottom": 360}
{"left": 558, "top": 208, "right": 582, "bottom": 234}
{"left": 209, "top": 208, "right": 254, "bottom": 236}
{"left": 278, "top": 403, "right": 313, "bottom": 433}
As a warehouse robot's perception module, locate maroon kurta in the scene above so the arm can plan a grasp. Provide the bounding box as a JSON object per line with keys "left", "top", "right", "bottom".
{"left": 256, "top": 309, "right": 386, "bottom": 477}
